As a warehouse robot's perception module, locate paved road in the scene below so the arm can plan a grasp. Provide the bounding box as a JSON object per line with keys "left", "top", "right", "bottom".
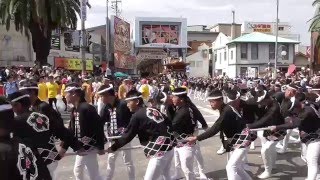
{"left": 54, "top": 97, "right": 319, "bottom": 180}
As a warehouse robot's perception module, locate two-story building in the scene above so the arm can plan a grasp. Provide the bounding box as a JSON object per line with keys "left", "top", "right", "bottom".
{"left": 213, "top": 32, "right": 299, "bottom": 78}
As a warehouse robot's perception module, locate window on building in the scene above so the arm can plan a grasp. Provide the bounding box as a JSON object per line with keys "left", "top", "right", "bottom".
{"left": 251, "top": 43, "right": 259, "bottom": 60}
{"left": 240, "top": 67, "right": 248, "bottom": 77}
{"left": 196, "top": 61, "right": 203, "bottom": 67}
{"left": 280, "top": 44, "right": 289, "bottom": 60}
{"left": 241, "top": 44, "right": 248, "bottom": 59}
{"left": 189, "top": 61, "right": 195, "bottom": 67}
{"left": 278, "top": 27, "right": 284, "bottom": 31}
{"left": 269, "top": 43, "right": 275, "bottom": 60}
{"left": 214, "top": 53, "right": 217, "bottom": 62}
{"left": 219, "top": 53, "right": 222, "bottom": 64}
{"left": 230, "top": 50, "right": 234, "bottom": 60}
{"left": 224, "top": 51, "right": 227, "bottom": 61}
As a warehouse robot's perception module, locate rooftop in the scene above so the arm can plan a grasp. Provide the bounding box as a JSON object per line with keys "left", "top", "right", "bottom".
{"left": 228, "top": 32, "right": 300, "bottom": 44}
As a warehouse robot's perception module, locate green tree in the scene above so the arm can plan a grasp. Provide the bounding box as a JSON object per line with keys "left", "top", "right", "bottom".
{"left": 0, "top": 0, "right": 87, "bottom": 67}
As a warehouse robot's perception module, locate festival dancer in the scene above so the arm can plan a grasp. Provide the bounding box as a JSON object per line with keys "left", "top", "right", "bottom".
{"left": 62, "top": 83, "right": 105, "bottom": 180}
{"left": 246, "top": 85, "right": 286, "bottom": 179}
{"left": 0, "top": 96, "right": 52, "bottom": 180}
{"left": 187, "top": 89, "right": 254, "bottom": 180}
{"left": 19, "top": 82, "right": 84, "bottom": 179}
{"left": 96, "top": 85, "right": 136, "bottom": 180}
{"left": 270, "top": 92, "right": 320, "bottom": 180}
{"left": 107, "top": 89, "right": 176, "bottom": 180}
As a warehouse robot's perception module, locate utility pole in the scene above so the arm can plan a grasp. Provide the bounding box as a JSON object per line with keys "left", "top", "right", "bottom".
{"left": 111, "top": 0, "right": 122, "bottom": 17}
{"left": 274, "top": 0, "right": 279, "bottom": 79}
{"left": 80, "top": 0, "right": 87, "bottom": 77}
{"left": 106, "top": 0, "right": 110, "bottom": 69}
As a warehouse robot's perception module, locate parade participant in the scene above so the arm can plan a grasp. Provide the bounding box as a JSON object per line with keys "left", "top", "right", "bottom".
{"left": 107, "top": 89, "right": 176, "bottom": 180}
{"left": 96, "top": 85, "right": 135, "bottom": 180}
{"left": 170, "top": 87, "right": 198, "bottom": 180}
{"left": 7, "top": 91, "right": 79, "bottom": 179}
{"left": 97, "top": 77, "right": 114, "bottom": 114}
{"left": 270, "top": 92, "right": 320, "bottom": 180}
{"left": 118, "top": 79, "right": 130, "bottom": 100}
{"left": 46, "top": 75, "right": 60, "bottom": 110}
{"left": 187, "top": 89, "right": 254, "bottom": 180}
{"left": 62, "top": 83, "right": 105, "bottom": 180}
{"left": 20, "top": 82, "right": 84, "bottom": 156}
{"left": 38, "top": 76, "right": 48, "bottom": 102}
{"left": 246, "top": 85, "right": 286, "bottom": 179}
{"left": 61, "top": 78, "right": 68, "bottom": 111}
{"left": 139, "top": 79, "right": 150, "bottom": 104}
{"left": 0, "top": 96, "right": 52, "bottom": 180}
{"left": 274, "top": 84, "right": 301, "bottom": 154}
{"left": 82, "top": 77, "right": 93, "bottom": 104}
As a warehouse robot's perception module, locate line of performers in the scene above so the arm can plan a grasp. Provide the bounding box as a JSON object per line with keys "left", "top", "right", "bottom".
{"left": 0, "top": 79, "right": 320, "bottom": 180}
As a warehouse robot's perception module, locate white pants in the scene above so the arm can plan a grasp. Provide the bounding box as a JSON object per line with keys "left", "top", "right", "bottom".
{"left": 174, "top": 146, "right": 196, "bottom": 180}
{"left": 261, "top": 140, "right": 277, "bottom": 174}
{"left": 106, "top": 143, "right": 135, "bottom": 180}
{"left": 226, "top": 148, "right": 252, "bottom": 180}
{"left": 144, "top": 150, "right": 173, "bottom": 180}
{"left": 194, "top": 143, "right": 206, "bottom": 174}
{"left": 74, "top": 152, "right": 102, "bottom": 180}
{"left": 97, "top": 98, "right": 104, "bottom": 116}
{"left": 306, "top": 140, "right": 320, "bottom": 180}
{"left": 47, "top": 161, "right": 58, "bottom": 180}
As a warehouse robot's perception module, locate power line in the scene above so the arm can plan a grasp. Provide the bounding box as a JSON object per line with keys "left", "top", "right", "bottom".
{"left": 111, "top": 0, "right": 121, "bottom": 17}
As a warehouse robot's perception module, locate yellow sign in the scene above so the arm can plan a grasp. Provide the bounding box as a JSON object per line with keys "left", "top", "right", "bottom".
{"left": 55, "top": 58, "right": 93, "bottom": 71}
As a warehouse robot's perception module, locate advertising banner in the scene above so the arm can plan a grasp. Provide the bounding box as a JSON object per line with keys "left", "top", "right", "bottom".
{"left": 141, "top": 25, "right": 179, "bottom": 45}
{"left": 113, "top": 16, "right": 133, "bottom": 69}
{"left": 54, "top": 57, "right": 93, "bottom": 71}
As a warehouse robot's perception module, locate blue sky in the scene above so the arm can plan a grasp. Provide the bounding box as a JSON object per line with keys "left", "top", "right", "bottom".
{"left": 81, "top": 0, "right": 315, "bottom": 45}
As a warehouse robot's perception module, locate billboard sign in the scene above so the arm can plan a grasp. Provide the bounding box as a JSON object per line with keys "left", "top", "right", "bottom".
{"left": 112, "top": 16, "right": 133, "bottom": 69}
{"left": 54, "top": 57, "right": 93, "bottom": 71}
{"left": 141, "top": 25, "right": 179, "bottom": 45}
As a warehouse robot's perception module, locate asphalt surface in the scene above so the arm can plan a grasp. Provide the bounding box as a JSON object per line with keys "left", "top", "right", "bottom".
{"left": 53, "top": 96, "right": 319, "bottom": 180}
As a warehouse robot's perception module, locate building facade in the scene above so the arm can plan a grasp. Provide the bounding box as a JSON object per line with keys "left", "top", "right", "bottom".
{"left": 134, "top": 17, "right": 188, "bottom": 75}
{"left": 0, "top": 23, "right": 34, "bottom": 67}
{"left": 186, "top": 43, "right": 211, "bottom": 77}
{"left": 213, "top": 32, "right": 299, "bottom": 78}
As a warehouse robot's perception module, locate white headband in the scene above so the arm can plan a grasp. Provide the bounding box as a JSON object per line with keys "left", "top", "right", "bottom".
{"left": 64, "top": 86, "right": 82, "bottom": 93}
{"left": 19, "top": 87, "right": 39, "bottom": 91}
{"left": 11, "top": 94, "right": 30, "bottom": 102}
{"left": 125, "top": 95, "right": 143, "bottom": 101}
{"left": 312, "top": 88, "right": 320, "bottom": 91}
{"left": 287, "top": 85, "right": 297, "bottom": 91}
{"left": 0, "top": 104, "right": 12, "bottom": 111}
{"left": 160, "top": 92, "right": 167, "bottom": 103}
{"left": 96, "top": 87, "right": 113, "bottom": 95}
{"left": 257, "top": 90, "right": 267, "bottom": 103}
{"left": 226, "top": 92, "right": 240, "bottom": 103}
{"left": 172, "top": 91, "right": 187, "bottom": 96}
{"left": 206, "top": 96, "right": 223, "bottom": 101}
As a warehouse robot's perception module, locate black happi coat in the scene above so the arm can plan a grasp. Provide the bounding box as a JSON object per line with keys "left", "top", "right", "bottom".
{"left": 62, "top": 101, "right": 105, "bottom": 151}
{"left": 0, "top": 136, "right": 52, "bottom": 180}
{"left": 13, "top": 110, "right": 65, "bottom": 165}
{"left": 110, "top": 107, "right": 175, "bottom": 157}
{"left": 100, "top": 99, "right": 132, "bottom": 131}
{"left": 197, "top": 105, "right": 246, "bottom": 145}
{"left": 32, "top": 98, "right": 81, "bottom": 151}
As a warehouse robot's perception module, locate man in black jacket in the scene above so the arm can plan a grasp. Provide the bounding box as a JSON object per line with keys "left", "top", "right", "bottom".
{"left": 0, "top": 96, "right": 52, "bottom": 180}
{"left": 63, "top": 83, "right": 105, "bottom": 180}
{"left": 19, "top": 81, "right": 84, "bottom": 179}
{"left": 97, "top": 85, "right": 135, "bottom": 180}
{"left": 107, "top": 89, "right": 176, "bottom": 180}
